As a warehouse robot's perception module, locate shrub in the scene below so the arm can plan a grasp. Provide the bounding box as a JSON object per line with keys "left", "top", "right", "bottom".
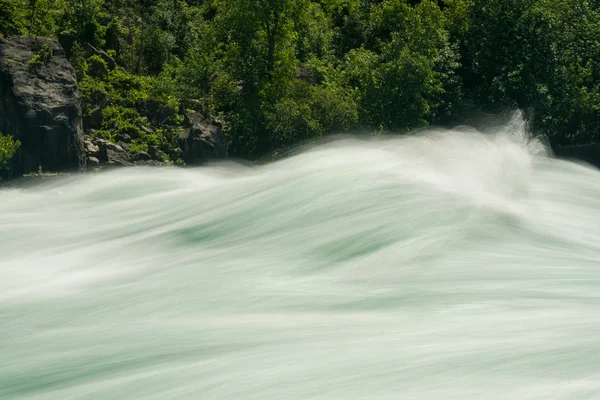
{"left": 0, "top": 133, "right": 21, "bottom": 172}
{"left": 27, "top": 44, "right": 53, "bottom": 72}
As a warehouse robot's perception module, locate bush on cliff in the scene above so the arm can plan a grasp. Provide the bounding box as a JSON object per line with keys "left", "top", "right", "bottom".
{"left": 0, "top": 133, "right": 20, "bottom": 172}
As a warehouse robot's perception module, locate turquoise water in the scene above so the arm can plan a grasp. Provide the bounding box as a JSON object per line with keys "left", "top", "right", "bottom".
{"left": 2, "top": 115, "right": 600, "bottom": 399}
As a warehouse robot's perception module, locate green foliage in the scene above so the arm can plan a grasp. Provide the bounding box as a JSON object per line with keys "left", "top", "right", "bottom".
{"left": 1, "top": 0, "right": 64, "bottom": 37}
{"left": 460, "top": 0, "right": 600, "bottom": 145}
{"left": 69, "top": 41, "right": 88, "bottom": 80}
{"left": 78, "top": 54, "right": 182, "bottom": 161}
{"left": 310, "top": 80, "right": 359, "bottom": 133}
{"left": 5, "top": 0, "right": 600, "bottom": 158}
{"left": 58, "top": 0, "right": 106, "bottom": 46}
{"left": 87, "top": 54, "right": 109, "bottom": 77}
{"left": 0, "top": 133, "right": 21, "bottom": 172}
{"left": 27, "top": 43, "right": 53, "bottom": 71}
{"left": 343, "top": 0, "right": 452, "bottom": 130}
{"left": 0, "top": 0, "right": 28, "bottom": 36}
{"left": 97, "top": 105, "right": 145, "bottom": 141}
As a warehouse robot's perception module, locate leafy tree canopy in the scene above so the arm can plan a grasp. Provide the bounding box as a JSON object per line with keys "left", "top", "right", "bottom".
{"left": 1, "top": 0, "right": 600, "bottom": 159}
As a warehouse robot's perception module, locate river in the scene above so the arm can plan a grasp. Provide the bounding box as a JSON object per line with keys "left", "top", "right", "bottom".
{"left": 2, "top": 114, "right": 600, "bottom": 399}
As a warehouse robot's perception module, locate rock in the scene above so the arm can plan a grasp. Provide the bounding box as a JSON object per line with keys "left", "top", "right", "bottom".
{"left": 117, "top": 133, "right": 132, "bottom": 143}
{"left": 135, "top": 159, "right": 165, "bottom": 167}
{"left": 114, "top": 125, "right": 140, "bottom": 139}
{"left": 179, "top": 110, "right": 227, "bottom": 163}
{"left": 0, "top": 36, "right": 86, "bottom": 179}
{"left": 139, "top": 124, "right": 154, "bottom": 135}
{"left": 93, "top": 137, "right": 132, "bottom": 166}
{"left": 553, "top": 143, "right": 600, "bottom": 168}
{"left": 88, "top": 156, "right": 100, "bottom": 167}
{"left": 106, "top": 148, "right": 133, "bottom": 166}
{"left": 169, "top": 147, "right": 184, "bottom": 159}
{"left": 84, "top": 106, "right": 103, "bottom": 130}
{"left": 134, "top": 152, "right": 151, "bottom": 161}
{"left": 94, "top": 138, "right": 124, "bottom": 153}
{"left": 148, "top": 145, "right": 164, "bottom": 161}
{"left": 84, "top": 137, "right": 100, "bottom": 156}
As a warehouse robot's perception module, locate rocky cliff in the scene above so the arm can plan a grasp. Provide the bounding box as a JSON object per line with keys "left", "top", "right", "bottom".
{"left": 0, "top": 36, "right": 85, "bottom": 179}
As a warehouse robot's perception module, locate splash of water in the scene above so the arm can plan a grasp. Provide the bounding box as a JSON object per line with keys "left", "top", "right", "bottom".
{"left": 2, "top": 114, "right": 600, "bottom": 399}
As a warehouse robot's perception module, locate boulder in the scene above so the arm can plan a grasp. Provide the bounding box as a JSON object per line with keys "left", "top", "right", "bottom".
{"left": 0, "top": 36, "right": 86, "bottom": 179}
{"left": 84, "top": 137, "right": 100, "bottom": 156}
{"left": 84, "top": 106, "right": 103, "bottom": 130}
{"left": 139, "top": 124, "right": 154, "bottom": 135}
{"left": 106, "top": 148, "right": 133, "bottom": 166}
{"left": 133, "top": 152, "right": 151, "bottom": 162}
{"left": 179, "top": 110, "right": 227, "bottom": 163}
{"left": 135, "top": 159, "right": 165, "bottom": 167}
{"left": 93, "top": 137, "right": 133, "bottom": 166}
{"left": 116, "top": 133, "right": 132, "bottom": 143}
{"left": 88, "top": 156, "right": 100, "bottom": 167}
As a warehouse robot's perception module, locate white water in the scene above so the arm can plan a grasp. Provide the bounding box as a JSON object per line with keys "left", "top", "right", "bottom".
{"left": 2, "top": 115, "right": 600, "bottom": 399}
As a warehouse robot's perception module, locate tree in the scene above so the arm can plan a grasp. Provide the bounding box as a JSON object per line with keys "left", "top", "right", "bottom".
{"left": 459, "top": 0, "right": 600, "bottom": 145}
{"left": 58, "top": 0, "right": 106, "bottom": 46}
{"left": 0, "top": 0, "right": 28, "bottom": 36}
{"left": 345, "top": 0, "right": 453, "bottom": 130}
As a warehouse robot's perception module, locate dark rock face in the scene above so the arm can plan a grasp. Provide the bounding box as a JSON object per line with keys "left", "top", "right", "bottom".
{"left": 0, "top": 36, "right": 86, "bottom": 179}
{"left": 179, "top": 110, "right": 227, "bottom": 163}
{"left": 553, "top": 144, "right": 600, "bottom": 168}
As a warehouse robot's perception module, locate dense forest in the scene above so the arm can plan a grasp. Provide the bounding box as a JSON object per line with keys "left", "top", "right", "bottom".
{"left": 1, "top": 0, "right": 600, "bottom": 163}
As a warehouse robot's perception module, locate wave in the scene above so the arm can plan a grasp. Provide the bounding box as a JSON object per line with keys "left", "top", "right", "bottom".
{"left": 2, "top": 113, "right": 600, "bottom": 399}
